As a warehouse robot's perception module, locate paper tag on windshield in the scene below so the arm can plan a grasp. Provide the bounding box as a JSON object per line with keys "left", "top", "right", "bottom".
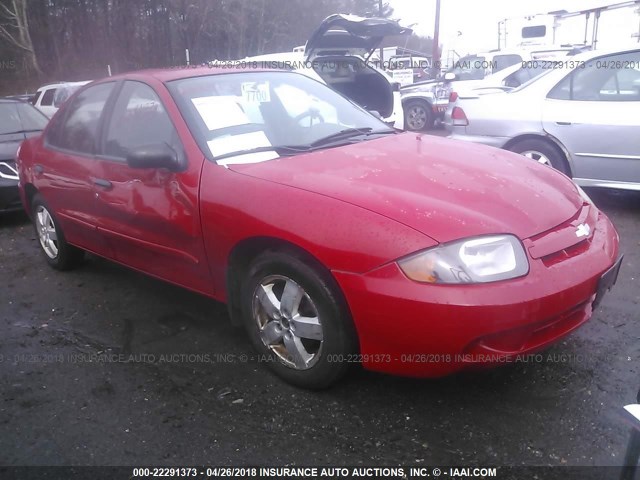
{"left": 241, "top": 82, "right": 270, "bottom": 103}
{"left": 192, "top": 96, "right": 249, "bottom": 131}
{"left": 207, "top": 131, "right": 271, "bottom": 158}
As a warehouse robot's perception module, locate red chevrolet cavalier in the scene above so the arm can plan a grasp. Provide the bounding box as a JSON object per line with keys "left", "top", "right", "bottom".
{"left": 17, "top": 67, "right": 621, "bottom": 388}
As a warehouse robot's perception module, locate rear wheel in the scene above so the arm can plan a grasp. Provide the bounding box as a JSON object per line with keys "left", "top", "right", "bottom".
{"left": 240, "top": 251, "right": 356, "bottom": 389}
{"left": 508, "top": 139, "right": 570, "bottom": 176}
{"left": 404, "top": 100, "right": 434, "bottom": 131}
{"left": 31, "top": 194, "right": 84, "bottom": 270}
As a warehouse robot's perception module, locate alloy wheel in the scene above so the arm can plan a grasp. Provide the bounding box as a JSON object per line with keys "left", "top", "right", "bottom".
{"left": 520, "top": 150, "right": 551, "bottom": 166}
{"left": 35, "top": 205, "right": 59, "bottom": 259}
{"left": 252, "top": 275, "right": 324, "bottom": 370}
{"left": 407, "top": 104, "right": 428, "bottom": 130}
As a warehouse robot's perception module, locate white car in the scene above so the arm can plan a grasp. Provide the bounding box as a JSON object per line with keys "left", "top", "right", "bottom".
{"left": 33, "top": 81, "right": 91, "bottom": 117}
{"left": 401, "top": 45, "right": 587, "bottom": 131}
{"left": 446, "top": 60, "right": 552, "bottom": 98}
{"left": 445, "top": 46, "right": 640, "bottom": 191}
{"left": 242, "top": 14, "right": 411, "bottom": 129}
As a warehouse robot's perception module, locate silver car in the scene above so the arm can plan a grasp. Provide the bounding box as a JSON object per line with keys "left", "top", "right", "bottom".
{"left": 445, "top": 46, "right": 640, "bottom": 191}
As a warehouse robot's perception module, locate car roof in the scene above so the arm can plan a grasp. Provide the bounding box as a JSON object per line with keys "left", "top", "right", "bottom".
{"left": 95, "top": 66, "right": 281, "bottom": 84}
{"left": 243, "top": 52, "right": 304, "bottom": 63}
{"left": 0, "top": 98, "right": 22, "bottom": 104}
{"left": 565, "top": 45, "right": 640, "bottom": 62}
{"left": 36, "top": 80, "right": 92, "bottom": 91}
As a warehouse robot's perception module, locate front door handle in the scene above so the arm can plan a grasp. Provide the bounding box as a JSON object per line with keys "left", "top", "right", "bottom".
{"left": 556, "top": 121, "right": 572, "bottom": 126}
{"left": 93, "top": 178, "right": 113, "bottom": 189}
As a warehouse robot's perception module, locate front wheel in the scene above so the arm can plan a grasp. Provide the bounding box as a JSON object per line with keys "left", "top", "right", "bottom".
{"left": 404, "top": 100, "right": 434, "bottom": 131}
{"left": 508, "top": 139, "right": 570, "bottom": 176}
{"left": 31, "top": 194, "right": 84, "bottom": 270}
{"left": 240, "top": 252, "right": 357, "bottom": 389}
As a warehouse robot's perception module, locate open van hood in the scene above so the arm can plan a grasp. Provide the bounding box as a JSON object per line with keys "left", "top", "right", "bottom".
{"left": 305, "top": 14, "right": 412, "bottom": 61}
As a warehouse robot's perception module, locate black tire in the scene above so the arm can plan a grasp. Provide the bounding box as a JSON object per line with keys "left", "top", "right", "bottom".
{"left": 508, "top": 139, "right": 570, "bottom": 176}
{"left": 31, "top": 193, "right": 84, "bottom": 270}
{"left": 240, "top": 251, "right": 357, "bottom": 389}
{"left": 404, "top": 100, "right": 434, "bottom": 131}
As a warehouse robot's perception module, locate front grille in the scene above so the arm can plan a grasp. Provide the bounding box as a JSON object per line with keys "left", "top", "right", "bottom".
{"left": 541, "top": 239, "right": 591, "bottom": 267}
{"left": 527, "top": 203, "right": 596, "bottom": 264}
{"left": 0, "top": 161, "right": 18, "bottom": 180}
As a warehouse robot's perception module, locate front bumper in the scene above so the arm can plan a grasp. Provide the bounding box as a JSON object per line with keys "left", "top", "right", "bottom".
{"left": 432, "top": 98, "right": 448, "bottom": 118}
{"left": 0, "top": 178, "right": 21, "bottom": 213}
{"left": 333, "top": 209, "right": 619, "bottom": 377}
{"left": 446, "top": 130, "right": 509, "bottom": 149}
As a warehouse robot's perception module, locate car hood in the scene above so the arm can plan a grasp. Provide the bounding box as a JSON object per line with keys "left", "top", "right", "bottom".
{"left": 305, "top": 14, "right": 411, "bottom": 61}
{"left": 401, "top": 80, "right": 439, "bottom": 94}
{"left": 229, "top": 134, "right": 582, "bottom": 243}
{"left": 0, "top": 135, "right": 24, "bottom": 161}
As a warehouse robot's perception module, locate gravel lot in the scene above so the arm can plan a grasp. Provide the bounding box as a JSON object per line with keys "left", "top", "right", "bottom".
{"left": 0, "top": 154, "right": 638, "bottom": 470}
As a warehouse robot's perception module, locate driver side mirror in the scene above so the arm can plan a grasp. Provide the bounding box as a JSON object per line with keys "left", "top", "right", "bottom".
{"left": 444, "top": 72, "right": 456, "bottom": 82}
{"left": 126, "top": 143, "right": 182, "bottom": 171}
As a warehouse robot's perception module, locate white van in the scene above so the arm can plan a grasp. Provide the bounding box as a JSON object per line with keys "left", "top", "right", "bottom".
{"left": 33, "top": 81, "right": 91, "bottom": 118}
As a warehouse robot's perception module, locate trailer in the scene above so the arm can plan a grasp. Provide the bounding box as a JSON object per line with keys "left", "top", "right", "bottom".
{"left": 497, "top": 1, "right": 640, "bottom": 50}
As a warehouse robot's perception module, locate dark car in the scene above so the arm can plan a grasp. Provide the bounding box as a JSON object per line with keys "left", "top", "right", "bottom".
{"left": 0, "top": 99, "right": 49, "bottom": 213}
{"left": 3, "top": 93, "right": 36, "bottom": 104}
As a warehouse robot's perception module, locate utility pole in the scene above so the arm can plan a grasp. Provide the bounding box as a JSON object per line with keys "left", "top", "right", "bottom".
{"left": 379, "top": 0, "right": 384, "bottom": 68}
{"left": 432, "top": 0, "right": 441, "bottom": 76}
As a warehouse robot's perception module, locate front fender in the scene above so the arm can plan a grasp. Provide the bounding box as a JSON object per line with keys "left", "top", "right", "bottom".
{"left": 199, "top": 164, "right": 437, "bottom": 297}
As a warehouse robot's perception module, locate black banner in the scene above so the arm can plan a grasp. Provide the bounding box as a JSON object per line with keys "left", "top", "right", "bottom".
{"left": 0, "top": 466, "right": 635, "bottom": 480}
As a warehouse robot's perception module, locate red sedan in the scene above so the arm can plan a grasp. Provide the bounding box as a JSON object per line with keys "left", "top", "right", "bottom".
{"left": 16, "top": 67, "right": 621, "bottom": 388}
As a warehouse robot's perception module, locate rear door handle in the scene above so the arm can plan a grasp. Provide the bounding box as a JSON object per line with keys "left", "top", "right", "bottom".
{"left": 555, "top": 121, "right": 572, "bottom": 126}
{"left": 93, "top": 178, "right": 113, "bottom": 189}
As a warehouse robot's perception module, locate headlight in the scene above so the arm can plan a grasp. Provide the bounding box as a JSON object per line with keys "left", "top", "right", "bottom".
{"left": 398, "top": 234, "right": 529, "bottom": 284}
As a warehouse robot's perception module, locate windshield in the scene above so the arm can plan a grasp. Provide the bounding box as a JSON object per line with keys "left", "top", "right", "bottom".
{"left": 0, "top": 102, "right": 48, "bottom": 136}
{"left": 168, "top": 71, "right": 392, "bottom": 164}
{"left": 508, "top": 68, "right": 556, "bottom": 93}
{"left": 445, "top": 55, "right": 488, "bottom": 81}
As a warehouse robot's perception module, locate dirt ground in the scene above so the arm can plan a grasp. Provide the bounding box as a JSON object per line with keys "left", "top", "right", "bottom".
{"left": 0, "top": 185, "right": 638, "bottom": 472}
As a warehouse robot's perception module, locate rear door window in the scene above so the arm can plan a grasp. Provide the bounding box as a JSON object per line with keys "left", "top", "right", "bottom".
{"left": 548, "top": 51, "right": 640, "bottom": 101}
{"left": 47, "top": 82, "right": 115, "bottom": 154}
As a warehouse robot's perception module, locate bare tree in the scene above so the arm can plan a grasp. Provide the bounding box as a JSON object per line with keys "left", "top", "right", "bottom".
{"left": 0, "top": 0, "right": 41, "bottom": 75}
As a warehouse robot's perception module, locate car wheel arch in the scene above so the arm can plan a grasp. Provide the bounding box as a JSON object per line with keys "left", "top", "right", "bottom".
{"left": 402, "top": 96, "right": 432, "bottom": 108}
{"left": 503, "top": 134, "right": 573, "bottom": 177}
{"left": 23, "top": 183, "right": 38, "bottom": 217}
{"left": 225, "top": 236, "right": 355, "bottom": 336}
{"left": 402, "top": 98, "right": 434, "bottom": 131}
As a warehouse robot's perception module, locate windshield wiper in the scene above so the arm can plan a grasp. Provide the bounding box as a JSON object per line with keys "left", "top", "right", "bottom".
{"left": 309, "top": 127, "right": 397, "bottom": 148}
{"left": 309, "top": 128, "right": 373, "bottom": 147}
{"left": 214, "top": 128, "right": 398, "bottom": 162}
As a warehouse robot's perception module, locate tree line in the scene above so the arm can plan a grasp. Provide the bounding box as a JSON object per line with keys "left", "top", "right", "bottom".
{"left": 0, "top": 0, "right": 434, "bottom": 95}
